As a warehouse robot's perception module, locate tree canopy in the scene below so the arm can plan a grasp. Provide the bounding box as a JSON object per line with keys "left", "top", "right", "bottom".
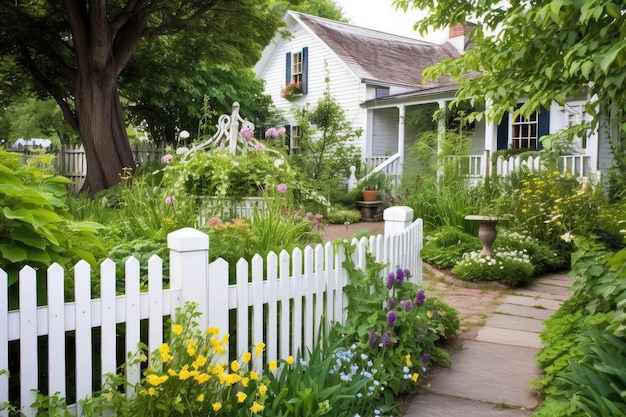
{"left": 394, "top": 0, "right": 626, "bottom": 137}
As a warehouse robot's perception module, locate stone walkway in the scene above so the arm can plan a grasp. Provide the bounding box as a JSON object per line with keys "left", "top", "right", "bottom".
{"left": 403, "top": 272, "right": 574, "bottom": 416}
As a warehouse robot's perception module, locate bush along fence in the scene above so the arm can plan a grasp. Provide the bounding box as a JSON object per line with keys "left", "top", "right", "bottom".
{"left": 0, "top": 207, "right": 422, "bottom": 417}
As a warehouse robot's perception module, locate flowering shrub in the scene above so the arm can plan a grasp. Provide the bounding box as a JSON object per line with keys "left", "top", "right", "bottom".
{"left": 84, "top": 304, "right": 271, "bottom": 417}
{"left": 281, "top": 81, "right": 302, "bottom": 99}
{"left": 451, "top": 248, "right": 534, "bottom": 286}
{"left": 341, "top": 250, "right": 459, "bottom": 395}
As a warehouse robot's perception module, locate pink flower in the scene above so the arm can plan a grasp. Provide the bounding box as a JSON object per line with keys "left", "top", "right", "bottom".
{"left": 206, "top": 216, "right": 223, "bottom": 226}
{"left": 277, "top": 183, "right": 288, "bottom": 193}
{"left": 240, "top": 128, "right": 255, "bottom": 140}
{"left": 305, "top": 212, "right": 313, "bottom": 218}
{"left": 165, "top": 196, "right": 175, "bottom": 205}
{"left": 314, "top": 213, "right": 323, "bottom": 220}
{"left": 254, "top": 143, "right": 265, "bottom": 150}
{"left": 276, "top": 126, "right": 286, "bottom": 136}
{"left": 265, "top": 127, "right": 278, "bottom": 138}
{"left": 161, "top": 154, "right": 173, "bottom": 164}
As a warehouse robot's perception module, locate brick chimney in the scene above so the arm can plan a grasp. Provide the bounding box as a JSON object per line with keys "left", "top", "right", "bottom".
{"left": 448, "top": 22, "right": 475, "bottom": 52}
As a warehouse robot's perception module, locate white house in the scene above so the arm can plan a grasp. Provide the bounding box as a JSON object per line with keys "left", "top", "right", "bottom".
{"left": 254, "top": 11, "right": 612, "bottom": 181}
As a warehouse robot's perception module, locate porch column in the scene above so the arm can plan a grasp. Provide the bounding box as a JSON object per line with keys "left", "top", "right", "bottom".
{"left": 484, "top": 100, "right": 498, "bottom": 178}
{"left": 437, "top": 100, "right": 446, "bottom": 156}
{"left": 397, "top": 105, "right": 406, "bottom": 170}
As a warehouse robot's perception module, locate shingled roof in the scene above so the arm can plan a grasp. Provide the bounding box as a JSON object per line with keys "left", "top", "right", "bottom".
{"left": 292, "top": 11, "right": 460, "bottom": 89}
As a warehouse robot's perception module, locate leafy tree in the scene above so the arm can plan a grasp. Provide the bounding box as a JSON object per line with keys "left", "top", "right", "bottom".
{"left": 394, "top": 0, "right": 626, "bottom": 197}
{"left": 0, "top": 1, "right": 286, "bottom": 193}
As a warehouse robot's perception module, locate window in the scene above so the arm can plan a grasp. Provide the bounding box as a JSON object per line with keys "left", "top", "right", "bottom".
{"left": 566, "top": 103, "right": 588, "bottom": 149}
{"left": 376, "top": 87, "right": 390, "bottom": 98}
{"left": 511, "top": 112, "right": 538, "bottom": 150}
{"left": 290, "top": 125, "right": 301, "bottom": 155}
{"left": 285, "top": 47, "right": 308, "bottom": 94}
{"left": 291, "top": 51, "right": 303, "bottom": 84}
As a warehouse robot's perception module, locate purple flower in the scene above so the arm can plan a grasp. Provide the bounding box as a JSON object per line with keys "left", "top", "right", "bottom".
{"left": 165, "top": 196, "right": 175, "bottom": 205}
{"left": 386, "top": 272, "right": 395, "bottom": 289}
{"left": 276, "top": 126, "right": 287, "bottom": 136}
{"left": 400, "top": 299, "right": 413, "bottom": 312}
{"left": 415, "top": 290, "right": 426, "bottom": 307}
{"left": 395, "top": 268, "right": 405, "bottom": 286}
{"left": 381, "top": 331, "right": 391, "bottom": 348}
{"left": 421, "top": 353, "right": 430, "bottom": 364}
{"left": 305, "top": 212, "right": 313, "bottom": 218}
{"left": 277, "top": 183, "right": 288, "bottom": 193}
{"left": 161, "top": 154, "right": 173, "bottom": 164}
{"left": 388, "top": 298, "right": 395, "bottom": 309}
{"left": 369, "top": 329, "right": 377, "bottom": 346}
{"left": 386, "top": 310, "right": 397, "bottom": 327}
{"left": 240, "top": 128, "right": 255, "bottom": 139}
{"left": 265, "top": 127, "right": 278, "bottom": 138}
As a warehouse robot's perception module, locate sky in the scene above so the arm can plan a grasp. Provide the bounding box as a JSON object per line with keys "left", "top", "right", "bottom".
{"left": 334, "top": 0, "right": 447, "bottom": 43}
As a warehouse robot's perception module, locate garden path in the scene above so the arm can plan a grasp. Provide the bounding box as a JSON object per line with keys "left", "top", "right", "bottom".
{"left": 321, "top": 224, "right": 573, "bottom": 416}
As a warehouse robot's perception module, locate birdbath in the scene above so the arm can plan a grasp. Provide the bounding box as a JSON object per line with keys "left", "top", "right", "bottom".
{"left": 464, "top": 215, "right": 499, "bottom": 257}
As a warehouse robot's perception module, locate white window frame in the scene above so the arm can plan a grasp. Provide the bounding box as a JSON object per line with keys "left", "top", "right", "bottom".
{"left": 291, "top": 51, "right": 303, "bottom": 84}
{"left": 290, "top": 125, "right": 301, "bottom": 155}
{"left": 511, "top": 111, "right": 538, "bottom": 150}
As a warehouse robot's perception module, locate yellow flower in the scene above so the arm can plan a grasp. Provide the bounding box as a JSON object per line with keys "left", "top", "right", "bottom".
{"left": 231, "top": 360, "right": 241, "bottom": 372}
{"left": 249, "top": 371, "right": 260, "bottom": 381}
{"left": 242, "top": 377, "right": 250, "bottom": 387}
{"left": 167, "top": 369, "right": 177, "bottom": 377}
{"left": 146, "top": 374, "right": 168, "bottom": 386}
{"left": 427, "top": 311, "right": 433, "bottom": 319}
{"left": 212, "top": 402, "right": 222, "bottom": 411}
{"left": 206, "top": 327, "right": 219, "bottom": 335}
{"left": 522, "top": 208, "right": 527, "bottom": 213}
{"left": 197, "top": 393, "right": 205, "bottom": 402}
{"left": 286, "top": 356, "right": 294, "bottom": 365}
{"left": 172, "top": 324, "right": 183, "bottom": 335}
{"left": 255, "top": 342, "right": 265, "bottom": 356}
{"left": 187, "top": 339, "right": 197, "bottom": 356}
{"left": 147, "top": 387, "right": 156, "bottom": 396}
{"left": 243, "top": 352, "right": 252, "bottom": 362}
{"left": 192, "top": 355, "right": 207, "bottom": 369}
{"left": 225, "top": 373, "right": 242, "bottom": 385}
{"left": 179, "top": 365, "right": 190, "bottom": 380}
{"left": 412, "top": 373, "right": 419, "bottom": 382}
{"left": 223, "top": 334, "right": 230, "bottom": 344}
{"left": 140, "top": 353, "right": 147, "bottom": 362}
{"left": 269, "top": 360, "right": 278, "bottom": 371}
{"left": 258, "top": 384, "right": 268, "bottom": 395}
{"left": 236, "top": 392, "right": 248, "bottom": 403}
{"left": 212, "top": 364, "right": 225, "bottom": 375}
{"left": 250, "top": 401, "right": 264, "bottom": 413}
{"left": 194, "top": 373, "right": 210, "bottom": 384}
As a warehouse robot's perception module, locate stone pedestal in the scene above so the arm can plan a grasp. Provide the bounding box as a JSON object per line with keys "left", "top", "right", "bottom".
{"left": 355, "top": 200, "right": 383, "bottom": 222}
{"left": 465, "top": 215, "right": 499, "bottom": 257}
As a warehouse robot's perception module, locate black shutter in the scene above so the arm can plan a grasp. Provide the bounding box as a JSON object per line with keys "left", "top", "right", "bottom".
{"left": 537, "top": 107, "right": 550, "bottom": 150}
{"left": 496, "top": 112, "right": 509, "bottom": 150}
{"left": 301, "top": 47, "right": 308, "bottom": 94}
{"left": 285, "top": 52, "right": 291, "bottom": 85}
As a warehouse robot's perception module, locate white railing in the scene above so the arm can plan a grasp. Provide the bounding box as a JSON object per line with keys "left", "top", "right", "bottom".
{"left": 450, "top": 153, "right": 592, "bottom": 182}
{"left": 1, "top": 208, "right": 422, "bottom": 417}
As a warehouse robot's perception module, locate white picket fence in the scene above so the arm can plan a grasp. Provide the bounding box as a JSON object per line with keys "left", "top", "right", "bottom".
{"left": 0, "top": 207, "right": 422, "bottom": 417}
{"left": 56, "top": 143, "right": 166, "bottom": 193}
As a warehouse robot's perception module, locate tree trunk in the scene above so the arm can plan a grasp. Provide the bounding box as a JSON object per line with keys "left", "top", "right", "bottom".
{"left": 74, "top": 65, "right": 135, "bottom": 194}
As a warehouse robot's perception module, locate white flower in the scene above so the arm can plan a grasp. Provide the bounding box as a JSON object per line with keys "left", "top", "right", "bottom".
{"left": 274, "top": 159, "right": 285, "bottom": 168}
{"left": 560, "top": 232, "right": 574, "bottom": 242}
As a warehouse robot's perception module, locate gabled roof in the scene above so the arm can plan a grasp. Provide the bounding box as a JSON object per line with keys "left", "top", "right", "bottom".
{"left": 290, "top": 11, "right": 460, "bottom": 89}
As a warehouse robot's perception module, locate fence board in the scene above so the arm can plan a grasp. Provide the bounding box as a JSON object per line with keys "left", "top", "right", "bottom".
{"left": 19, "top": 267, "right": 38, "bottom": 417}
{"left": 75, "top": 261, "right": 92, "bottom": 415}
{"left": 100, "top": 260, "right": 117, "bottom": 385}
{"left": 236, "top": 259, "right": 250, "bottom": 357}
{"left": 0, "top": 269, "right": 7, "bottom": 417}
{"left": 291, "top": 248, "right": 303, "bottom": 356}
{"left": 279, "top": 251, "right": 290, "bottom": 360}
{"left": 147, "top": 256, "right": 164, "bottom": 359}
{"left": 251, "top": 255, "right": 264, "bottom": 370}
{"left": 48, "top": 264, "right": 66, "bottom": 399}
{"left": 266, "top": 253, "right": 278, "bottom": 363}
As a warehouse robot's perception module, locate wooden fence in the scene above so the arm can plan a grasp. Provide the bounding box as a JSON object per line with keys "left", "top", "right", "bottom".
{"left": 0, "top": 207, "right": 422, "bottom": 417}
{"left": 56, "top": 143, "right": 166, "bottom": 193}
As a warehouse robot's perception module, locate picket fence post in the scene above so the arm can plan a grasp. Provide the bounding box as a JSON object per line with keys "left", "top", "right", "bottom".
{"left": 168, "top": 228, "right": 210, "bottom": 330}
{"left": 383, "top": 206, "right": 414, "bottom": 236}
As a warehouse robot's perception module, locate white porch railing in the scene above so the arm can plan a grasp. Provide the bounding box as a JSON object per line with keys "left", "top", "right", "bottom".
{"left": 1, "top": 208, "right": 422, "bottom": 417}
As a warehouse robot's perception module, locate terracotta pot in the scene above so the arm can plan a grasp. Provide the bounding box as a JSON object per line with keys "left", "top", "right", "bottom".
{"left": 361, "top": 190, "right": 378, "bottom": 202}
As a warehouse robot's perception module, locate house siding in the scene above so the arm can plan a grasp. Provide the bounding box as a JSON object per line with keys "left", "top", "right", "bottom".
{"left": 371, "top": 108, "right": 399, "bottom": 156}
{"left": 255, "top": 19, "right": 366, "bottom": 151}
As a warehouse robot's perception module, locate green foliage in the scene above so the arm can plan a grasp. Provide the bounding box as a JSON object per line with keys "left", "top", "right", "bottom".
{"left": 291, "top": 74, "right": 362, "bottom": 203}
{"left": 451, "top": 248, "right": 534, "bottom": 286}
{"left": 421, "top": 227, "right": 481, "bottom": 269}
{"left": 326, "top": 207, "right": 362, "bottom": 225}
{"left": 0, "top": 150, "right": 103, "bottom": 285}
{"left": 340, "top": 248, "right": 459, "bottom": 395}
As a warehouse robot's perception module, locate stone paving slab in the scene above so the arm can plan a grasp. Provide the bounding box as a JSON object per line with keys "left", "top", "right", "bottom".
{"left": 521, "top": 283, "right": 571, "bottom": 297}
{"left": 428, "top": 341, "right": 542, "bottom": 409}
{"left": 502, "top": 295, "right": 562, "bottom": 311}
{"left": 536, "top": 277, "right": 574, "bottom": 287}
{"left": 496, "top": 303, "right": 555, "bottom": 321}
{"left": 537, "top": 272, "right": 574, "bottom": 282}
{"left": 403, "top": 391, "right": 533, "bottom": 417}
{"left": 484, "top": 314, "right": 545, "bottom": 333}
{"left": 513, "top": 289, "right": 569, "bottom": 301}
{"left": 476, "top": 327, "right": 542, "bottom": 348}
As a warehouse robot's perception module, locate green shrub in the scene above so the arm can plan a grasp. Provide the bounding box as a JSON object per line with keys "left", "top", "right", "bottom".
{"left": 451, "top": 248, "right": 534, "bottom": 286}
{"left": 421, "top": 227, "right": 481, "bottom": 269}
{"left": 326, "top": 207, "right": 361, "bottom": 224}
{"left": 0, "top": 150, "right": 103, "bottom": 286}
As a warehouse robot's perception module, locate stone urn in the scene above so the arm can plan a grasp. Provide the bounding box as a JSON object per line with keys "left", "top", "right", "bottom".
{"left": 464, "top": 215, "right": 499, "bottom": 257}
